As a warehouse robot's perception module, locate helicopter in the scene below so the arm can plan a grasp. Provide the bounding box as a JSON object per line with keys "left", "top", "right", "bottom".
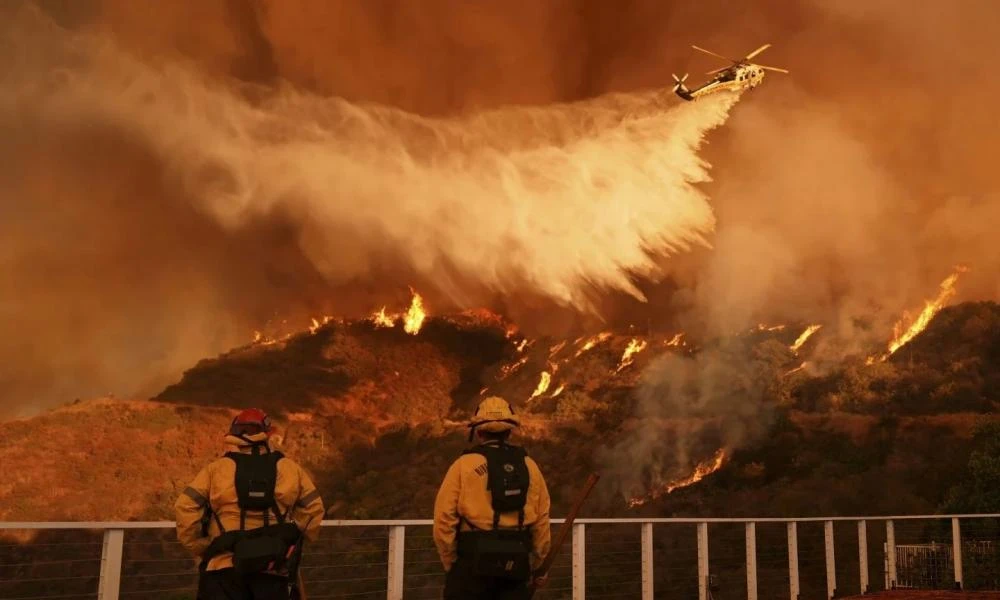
{"left": 672, "top": 43, "right": 788, "bottom": 101}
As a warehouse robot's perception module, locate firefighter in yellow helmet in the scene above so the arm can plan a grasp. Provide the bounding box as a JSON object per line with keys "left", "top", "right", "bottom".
{"left": 433, "top": 396, "right": 552, "bottom": 600}
{"left": 174, "top": 408, "right": 324, "bottom": 600}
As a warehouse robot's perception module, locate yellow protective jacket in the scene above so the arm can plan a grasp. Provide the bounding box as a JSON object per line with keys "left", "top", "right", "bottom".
{"left": 433, "top": 441, "right": 551, "bottom": 572}
{"left": 174, "top": 435, "right": 325, "bottom": 572}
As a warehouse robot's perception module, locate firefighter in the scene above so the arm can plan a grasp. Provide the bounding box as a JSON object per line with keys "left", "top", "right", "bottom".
{"left": 433, "top": 396, "right": 552, "bottom": 600}
{"left": 175, "top": 408, "right": 324, "bottom": 600}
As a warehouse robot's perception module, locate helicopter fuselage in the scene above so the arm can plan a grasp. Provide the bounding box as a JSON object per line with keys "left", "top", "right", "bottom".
{"left": 675, "top": 64, "right": 766, "bottom": 101}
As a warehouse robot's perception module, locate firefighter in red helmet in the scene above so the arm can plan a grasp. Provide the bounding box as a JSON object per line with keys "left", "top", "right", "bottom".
{"left": 175, "top": 408, "right": 324, "bottom": 599}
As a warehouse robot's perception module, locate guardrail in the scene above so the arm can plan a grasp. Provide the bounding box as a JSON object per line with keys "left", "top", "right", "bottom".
{"left": 2, "top": 515, "right": 1000, "bottom": 599}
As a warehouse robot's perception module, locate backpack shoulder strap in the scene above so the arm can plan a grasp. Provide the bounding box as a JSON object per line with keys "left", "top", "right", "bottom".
{"left": 270, "top": 452, "right": 286, "bottom": 524}
{"left": 225, "top": 452, "right": 250, "bottom": 530}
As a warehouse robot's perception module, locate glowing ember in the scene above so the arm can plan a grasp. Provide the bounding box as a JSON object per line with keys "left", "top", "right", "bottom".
{"left": 784, "top": 362, "right": 808, "bottom": 377}
{"left": 371, "top": 307, "right": 395, "bottom": 328}
{"left": 251, "top": 331, "right": 281, "bottom": 346}
{"left": 628, "top": 449, "right": 727, "bottom": 508}
{"left": 549, "top": 341, "right": 567, "bottom": 358}
{"left": 550, "top": 384, "right": 565, "bottom": 398}
{"left": 665, "top": 333, "right": 685, "bottom": 347}
{"left": 516, "top": 339, "right": 530, "bottom": 353}
{"left": 790, "top": 324, "right": 822, "bottom": 353}
{"left": 530, "top": 371, "right": 552, "bottom": 399}
{"left": 499, "top": 356, "right": 529, "bottom": 379}
{"left": 615, "top": 338, "right": 648, "bottom": 373}
{"left": 575, "top": 332, "right": 612, "bottom": 357}
{"left": 756, "top": 323, "right": 786, "bottom": 332}
{"left": 403, "top": 292, "right": 426, "bottom": 335}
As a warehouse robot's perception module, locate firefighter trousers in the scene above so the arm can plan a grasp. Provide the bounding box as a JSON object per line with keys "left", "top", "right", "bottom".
{"left": 443, "top": 558, "right": 533, "bottom": 600}
{"left": 197, "top": 568, "right": 289, "bottom": 600}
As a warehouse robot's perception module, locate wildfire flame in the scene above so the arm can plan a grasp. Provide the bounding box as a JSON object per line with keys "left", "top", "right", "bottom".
{"left": 403, "top": 292, "right": 426, "bottom": 335}
{"left": 615, "top": 338, "right": 648, "bottom": 373}
{"left": 516, "top": 339, "right": 530, "bottom": 353}
{"left": 371, "top": 307, "right": 395, "bottom": 328}
{"left": 575, "top": 332, "right": 612, "bottom": 357}
{"left": 549, "top": 341, "right": 568, "bottom": 358}
{"left": 309, "top": 316, "right": 334, "bottom": 335}
{"left": 756, "top": 323, "right": 786, "bottom": 332}
{"left": 530, "top": 371, "right": 552, "bottom": 399}
{"left": 369, "top": 290, "right": 427, "bottom": 335}
{"left": 870, "top": 265, "right": 969, "bottom": 363}
{"left": 790, "top": 324, "right": 822, "bottom": 354}
{"left": 628, "top": 449, "right": 727, "bottom": 508}
{"left": 886, "top": 266, "right": 967, "bottom": 357}
{"left": 550, "top": 384, "right": 565, "bottom": 399}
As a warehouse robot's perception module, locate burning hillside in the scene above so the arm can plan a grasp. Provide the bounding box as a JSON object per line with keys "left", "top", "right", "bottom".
{"left": 0, "top": 290, "right": 998, "bottom": 523}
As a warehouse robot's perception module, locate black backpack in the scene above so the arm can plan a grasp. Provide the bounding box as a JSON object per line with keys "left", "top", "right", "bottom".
{"left": 202, "top": 447, "right": 303, "bottom": 575}
{"left": 457, "top": 442, "right": 533, "bottom": 580}
{"left": 462, "top": 442, "right": 531, "bottom": 528}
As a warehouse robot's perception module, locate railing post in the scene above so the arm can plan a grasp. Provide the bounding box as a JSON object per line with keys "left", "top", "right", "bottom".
{"left": 746, "top": 522, "right": 758, "bottom": 600}
{"left": 697, "top": 522, "right": 709, "bottom": 600}
{"left": 387, "top": 525, "right": 405, "bottom": 600}
{"left": 573, "top": 523, "right": 586, "bottom": 600}
{"left": 97, "top": 528, "right": 124, "bottom": 600}
{"left": 952, "top": 517, "right": 963, "bottom": 590}
{"left": 858, "top": 520, "right": 869, "bottom": 594}
{"left": 641, "top": 522, "right": 654, "bottom": 600}
{"left": 886, "top": 520, "right": 897, "bottom": 589}
{"left": 824, "top": 520, "right": 836, "bottom": 599}
{"left": 787, "top": 522, "right": 799, "bottom": 600}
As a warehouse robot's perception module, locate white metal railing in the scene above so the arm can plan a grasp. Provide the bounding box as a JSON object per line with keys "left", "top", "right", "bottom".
{"left": 3, "top": 514, "right": 1000, "bottom": 599}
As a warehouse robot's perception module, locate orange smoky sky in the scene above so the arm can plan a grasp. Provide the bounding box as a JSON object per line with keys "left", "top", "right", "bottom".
{"left": 1, "top": 0, "right": 998, "bottom": 414}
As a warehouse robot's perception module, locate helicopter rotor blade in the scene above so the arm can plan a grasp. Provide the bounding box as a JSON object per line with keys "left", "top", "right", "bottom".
{"left": 756, "top": 64, "right": 789, "bottom": 74}
{"left": 691, "top": 45, "right": 736, "bottom": 63}
{"left": 705, "top": 66, "right": 730, "bottom": 75}
{"left": 743, "top": 43, "right": 772, "bottom": 61}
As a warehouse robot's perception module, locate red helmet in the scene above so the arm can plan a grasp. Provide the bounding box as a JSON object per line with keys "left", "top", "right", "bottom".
{"left": 229, "top": 408, "right": 271, "bottom": 437}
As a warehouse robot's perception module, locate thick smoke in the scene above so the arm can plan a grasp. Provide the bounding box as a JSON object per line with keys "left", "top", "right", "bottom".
{"left": 1, "top": 3, "right": 737, "bottom": 414}
{"left": 598, "top": 337, "right": 786, "bottom": 502}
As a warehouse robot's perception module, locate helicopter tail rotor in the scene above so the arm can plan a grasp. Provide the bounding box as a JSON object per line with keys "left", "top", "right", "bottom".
{"left": 671, "top": 73, "right": 689, "bottom": 93}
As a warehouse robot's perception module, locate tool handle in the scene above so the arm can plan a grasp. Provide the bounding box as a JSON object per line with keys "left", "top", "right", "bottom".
{"left": 534, "top": 472, "right": 600, "bottom": 579}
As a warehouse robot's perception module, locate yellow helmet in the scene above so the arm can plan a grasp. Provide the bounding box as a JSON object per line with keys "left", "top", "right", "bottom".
{"left": 468, "top": 396, "right": 520, "bottom": 439}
